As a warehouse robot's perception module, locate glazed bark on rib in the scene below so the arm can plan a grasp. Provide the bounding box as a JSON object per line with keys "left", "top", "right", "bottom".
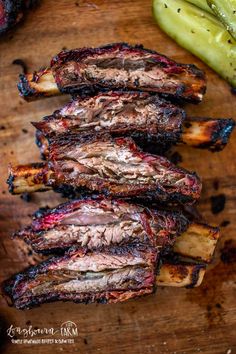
{"left": 50, "top": 43, "right": 206, "bottom": 103}
{"left": 14, "top": 198, "right": 189, "bottom": 253}
{"left": 48, "top": 134, "right": 201, "bottom": 203}
{"left": 4, "top": 245, "right": 158, "bottom": 309}
{"left": 33, "top": 92, "right": 185, "bottom": 155}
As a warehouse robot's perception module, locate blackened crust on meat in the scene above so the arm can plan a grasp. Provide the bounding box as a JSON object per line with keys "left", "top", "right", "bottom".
{"left": 35, "top": 129, "right": 176, "bottom": 160}
{"left": 33, "top": 92, "right": 185, "bottom": 140}
{"left": 0, "top": 0, "right": 38, "bottom": 35}
{"left": 14, "top": 198, "right": 189, "bottom": 254}
{"left": 4, "top": 288, "right": 153, "bottom": 309}
{"left": 33, "top": 91, "right": 185, "bottom": 156}
{"left": 3, "top": 245, "right": 158, "bottom": 309}
{"left": 207, "top": 118, "right": 235, "bottom": 151}
{"left": 17, "top": 73, "right": 37, "bottom": 100}
{"left": 48, "top": 134, "right": 201, "bottom": 203}
{"left": 51, "top": 43, "right": 206, "bottom": 103}
{"left": 35, "top": 130, "right": 49, "bottom": 160}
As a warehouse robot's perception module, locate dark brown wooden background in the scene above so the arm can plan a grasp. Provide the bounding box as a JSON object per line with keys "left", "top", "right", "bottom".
{"left": 0, "top": 1, "right": 236, "bottom": 353}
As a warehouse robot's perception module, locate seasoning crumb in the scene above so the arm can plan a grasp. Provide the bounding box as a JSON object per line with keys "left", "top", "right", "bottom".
{"left": 220, "top": 220, "right": 230, "bottom": 227}
{"left": 177, "top": 8, "right": 181, "bottom": 13}
{"left": 164, "top": 3, "right": 168, "bottom": 8}
{"left": 221, "top": 240, "right": 236, "bottom": 264}
{"left": 213, "top": 179, "right": 219, "bottom": 191}
{"left": 184, "top": 121, "right": 192, "bottom": 128}
{"left": 22, "top": 128, "right": 28, "bottom": 134}
{"left": 210, "top": 194, "right": 226, "bottom": 214}
{"left": 169, "top": 151, "right": 182, "bottom": 164}
{"left": 231, "top": 87, "right": 236, "bottom": 95}
{"left": 226, "top": 349, "right": 232, "bottom": 354}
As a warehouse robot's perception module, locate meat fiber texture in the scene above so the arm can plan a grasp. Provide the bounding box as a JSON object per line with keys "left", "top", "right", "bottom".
{"left": 33, "top": 91, "right": 185, "bottom": 157}
{"left": 14, "top": 198, "right": 189, "bottom": 253}
{"left": 51, "top": 43, "right": 206, "bottom": 103}
{"left": 4, "top": 245, "right": 158, "bottom": 309}
{"left": 48, "top": 134, "right": 202, "bottom": 203}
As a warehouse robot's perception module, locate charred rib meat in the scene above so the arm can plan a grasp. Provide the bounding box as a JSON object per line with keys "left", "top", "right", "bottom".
{"left": 18, "top": 43, "right": 206, "bottom": 102}
{"left": 8, "top": 135, "right": 202, "bottom": 202}
{"left": 32, "top": 92, "right": 235, "bottom": 157}
{"left": 50, "top": 43, "right": 206, "bottom": 103}
{"left": 49, "top": 135, "right": 201, "bottom": 203}
{"left": 33, "top": 91, "right": 185, "bottom": 150}
{"left": 14, "top": 198, "right": 189, "bottom": 254}
{"left": 4, "top": 245, "right": 158, "bottom": 309}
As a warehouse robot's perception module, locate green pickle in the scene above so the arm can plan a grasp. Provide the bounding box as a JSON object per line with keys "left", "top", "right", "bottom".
{"left": 208, "top": 0, "right": 236, "bottom": 40}
{"left": 153, "top": 0, "right": 236, "bottom": 87}
{"left": 185, "top": 0, "right": 213, "bottom": 13}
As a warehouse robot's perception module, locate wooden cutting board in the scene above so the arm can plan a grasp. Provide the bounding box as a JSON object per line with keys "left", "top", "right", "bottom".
{"left": 0, "top": 1, "right": 235, "bottom": 353}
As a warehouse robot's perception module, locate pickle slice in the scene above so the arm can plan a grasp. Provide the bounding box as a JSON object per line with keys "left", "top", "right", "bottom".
{"left": 153, "top": 0, "right": 236, "bottom": 87}
{"left": 186, "top": 0, "right": 213, "bottom": 13}
{"left": 208, "top": 0, "right": 236, "bottom": 40}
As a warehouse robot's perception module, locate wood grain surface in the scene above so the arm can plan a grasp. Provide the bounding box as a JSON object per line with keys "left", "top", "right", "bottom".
{"left": 0, "top": 1, "right": 236, "bottom": 353}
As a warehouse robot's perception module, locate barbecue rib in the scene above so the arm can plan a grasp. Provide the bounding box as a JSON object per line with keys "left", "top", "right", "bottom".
{"left": 36, "top": 118, "right": 235, "bottom": 158}
{"left": 3, "top": 245, "right": 206, "bottom": 309}
{"left": 4, "top": 245, "right": 158, "bottom": 309}
{"left": 8, "top": 136, "right": 202, "bottom": 203}
{"left": 0, "top": 0, "right": 38, "bottom": 34}
{"left": 18, "top": 43, "right": 206, "bottom": 102}
{"left": 14, "top": 198, "right": 219, "bottom": 263}
{"left": 32, "top": 92, "right": 235, "bottom": 156}
{"left": 14, "top": 198, "right": 189, "bottom": 254}
{"left": 33, "top": 92, "right": 185, "bottom": 152}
